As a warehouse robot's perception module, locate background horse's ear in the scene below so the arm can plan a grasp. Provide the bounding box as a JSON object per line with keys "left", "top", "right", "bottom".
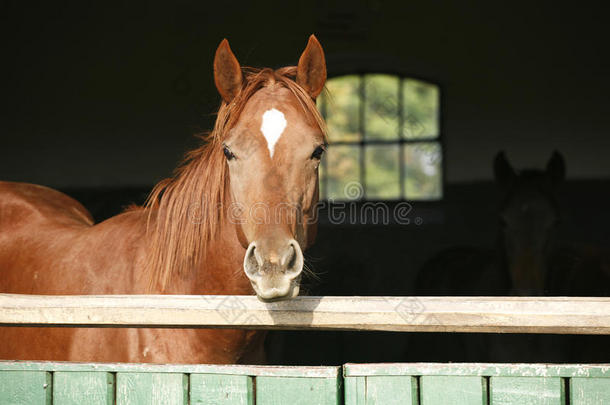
{"left": 546, "top": 150, "right": 566, "bottom": 185}
{"left": 214, "top": 39, "right": 243, "bottom": 103}
{"left": 296, "top": 35, "right": 327, "bottom": 99}
{"left": 494, "top": 151, "right": 516, "bottom": 188}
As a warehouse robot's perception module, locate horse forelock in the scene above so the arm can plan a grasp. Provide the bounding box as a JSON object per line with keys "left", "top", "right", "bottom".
{"left": 144, "top": 65, "right": 326, "bottom": 291}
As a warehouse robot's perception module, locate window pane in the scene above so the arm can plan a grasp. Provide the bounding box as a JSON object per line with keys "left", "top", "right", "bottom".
{"left": 364, "top": 74, "right": 400, "bottom": 140}
{"left": 402, "top": 79, "right": 439, "bottom": 139}
{"left": 326, "top": 145, "right": 361, "bottom": 200}
{"left": 365, "top": 145, "right": 400, "bottom": 199}
{"left": 320, "top": 75, "right": 361, "bottom": 142}
{"left": 404, "top": 142, "right": 442, "bottom": 200}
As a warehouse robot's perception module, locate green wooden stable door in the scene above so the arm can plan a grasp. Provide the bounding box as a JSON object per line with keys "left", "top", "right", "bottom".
{"left": 0, "top": 362, "right": 342, "bottom": 405}
{"left": 344, "top": 363, "right": 610, "bottom": 405}
{"left": 2, "top": 362, "right": 610, "bottom": 404}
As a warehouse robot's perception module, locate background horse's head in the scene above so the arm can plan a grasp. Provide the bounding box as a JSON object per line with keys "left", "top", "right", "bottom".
{"left": 213, "top": 36, "right": 326, "bottom": 301}
{"left": 494, "top": 151, "right": 565, "bottom": 295}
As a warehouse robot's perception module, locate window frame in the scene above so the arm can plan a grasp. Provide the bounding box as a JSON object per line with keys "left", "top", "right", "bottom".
{"left": 318, "top": 70, "right": 446, "bottom": 204}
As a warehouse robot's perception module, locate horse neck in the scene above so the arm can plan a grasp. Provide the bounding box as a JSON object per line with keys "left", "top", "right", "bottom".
{"left": 143, "top": 203, "right": 252, "bottom": 296}
{"left": 192, "top": 213, "right": 252, "bottom": 295}
{"left": 496, "top": 228, "right": 556, "bottom": 295}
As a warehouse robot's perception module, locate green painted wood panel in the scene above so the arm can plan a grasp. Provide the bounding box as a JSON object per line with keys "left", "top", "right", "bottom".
{"left": 345, "top": 376, "right": 366, "bottom": 405}
{"left": 0, "top": 371, "right": 51, "bottom": 405}
{"left": 256, "top": 376, "right": 341, "bottom": 405}
{"left": 344, "top": 363, "right": 610, "bottom": 378}
{"left": 420, "top": 375, "right": 487, "bottom": 405}
{"left": 570, "top": 377, "right": 610, "bottom": 405}
{"left": 366, "top": 376, "right": 418, "bottom": 405}
{"left": 0, "top": 361, "right": 339, "bottom": 378}
{"left": 190, "top": 374, "right": 253, "bottom": 405}
{"left": 116, "top": 372, "right": 187, "bottom": 405}
{"left": 345, "top": 376, "right": 417, "bottom": 405}
{"left": 53, "top": 372, "right": 114, "bottom": 405}
{"left": 490, "top": 376, "right": 564, "bottom": 405}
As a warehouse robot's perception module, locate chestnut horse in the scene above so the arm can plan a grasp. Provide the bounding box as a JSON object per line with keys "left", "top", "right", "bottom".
{"left": 416, "top": 151, "right": 566, "bottom": 297}
{"left": 0, "top": 35, "right": 327, "bottom": 363}
{"left": 414, "top": 151, "right": 609, "bottom": 362}
{"left": 411, "top": 152, "right": 568, "bottom": 363}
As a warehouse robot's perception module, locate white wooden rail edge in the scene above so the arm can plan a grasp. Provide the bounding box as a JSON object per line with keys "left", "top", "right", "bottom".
{"left": 1, "top": 294, "right": 610, "bottom": 334}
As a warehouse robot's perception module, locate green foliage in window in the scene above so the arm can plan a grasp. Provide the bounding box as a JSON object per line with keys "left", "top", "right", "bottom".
{"left": 403, "top": 79, "right": 439, "bottom": 139}
{"left": 322, "top": 75, "right": 361, "bottom": 142}
{"left": 318, "top": 74, "right": 442, "bottom": 201}
{"left": 364, "top": 74, "right": 399, "bottom": 140}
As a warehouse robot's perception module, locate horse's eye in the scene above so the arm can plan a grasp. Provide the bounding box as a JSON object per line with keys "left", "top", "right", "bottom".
{"left": 311, "top": 145, "right": 325, "bottom": 160}
{"left": 223, "top": 145, "right": 235, "bottom": 160}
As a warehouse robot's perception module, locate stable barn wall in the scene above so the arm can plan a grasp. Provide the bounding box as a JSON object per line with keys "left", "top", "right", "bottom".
{"left": 2, "top": 1, "right": 609, "bottom": 366}
{"left": 2, "top": 361, "right": 610, "bottom": 404}
{"left": 1, "top": 1, "right": 609, "bottom": 187}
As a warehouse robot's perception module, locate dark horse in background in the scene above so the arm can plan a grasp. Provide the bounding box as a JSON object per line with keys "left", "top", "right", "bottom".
{"left": 0, "top": 35, "right": 328, "bottom": 363}
{"left": 414, "top": 151, "right": 610, "bottom": 362}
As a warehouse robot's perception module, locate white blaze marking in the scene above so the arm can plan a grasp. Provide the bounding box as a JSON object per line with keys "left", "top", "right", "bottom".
{"left": 260, "top": 108, "right": 287, "bottom": 158}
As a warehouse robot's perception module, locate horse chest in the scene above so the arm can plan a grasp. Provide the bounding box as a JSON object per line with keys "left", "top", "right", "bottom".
{"left": 130, "top": 328, "right": 263, "bottom": 364}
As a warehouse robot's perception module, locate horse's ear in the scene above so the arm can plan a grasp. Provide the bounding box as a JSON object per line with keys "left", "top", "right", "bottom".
{"left": 494, "top": 151, "right": 515, "bottom": 188}
{"left": 296, "top": 35, "right": 327, "bottom": 99}
{"left": 214, "top": 39, "right": 243, "bottom": 103}
{"left": 546, "top": 150, "right": 566, "bottom": 185}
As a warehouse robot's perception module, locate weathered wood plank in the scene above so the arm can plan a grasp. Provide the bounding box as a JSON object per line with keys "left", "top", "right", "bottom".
{"left": 344, "top": 376, "right": 418, "bottom": 405}
{"left": 116, "top": 372, "right": 187, "bottom": 405}
{"left": 570, "top": 377, "right": 610, "bottom": 404}
{"left": 255, "top": 376, "right": 341, "bottom": 405}
{"left": 420, "top": 376, "right": 487, "bottom": 405}
{"left": 490, "top": 376, "right": 564, "bottom": 405}
{"left": 0, "top": 360, "right": 339, "bottom": 378}
{"left": 190, "top": 374, "right": 253, "bottom": 405}
{"left": 0, "top": 371, "right": 51, "bottom": 405}
{"left": 1, "top": 294, "right": 610, "bottom": 334}
{"left": 344, "top": 362, "right": 610, "bottom": 378}
{"left": 53, "top": 371, "right": 114, "bottom": 405}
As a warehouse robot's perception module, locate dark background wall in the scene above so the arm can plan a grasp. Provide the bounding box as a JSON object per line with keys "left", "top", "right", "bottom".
{"left": 1, "top": 1, "right": 609, "bottom": 364}
{"left": 2, "top": 1, "right": 609, "bottom": 186}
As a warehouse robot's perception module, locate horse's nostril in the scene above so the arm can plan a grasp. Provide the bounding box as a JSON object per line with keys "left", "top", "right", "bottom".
{"left": 281, "top": 245, "right": 296, "bottom": 269}
{"left": 244, "top": 239, "right": 303, "bottom": 280}
{"left": 253, "top": 246, "right": 264, "bottom": 268}
{"left": 287, "top": 248, "right": 296, "bottom": 270}
{"left": 243, "top": 239, "right": 303, "bottom": 300}
{"left": 244, "top": 242, "right": 261, "bottom": 278}
{"left": 284, "top": 240, "right": 304, "bottom": 276}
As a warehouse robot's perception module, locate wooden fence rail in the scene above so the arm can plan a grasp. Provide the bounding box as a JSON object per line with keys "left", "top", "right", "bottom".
{"left": 1, "top": 294, "right": 610, "bottom": 334}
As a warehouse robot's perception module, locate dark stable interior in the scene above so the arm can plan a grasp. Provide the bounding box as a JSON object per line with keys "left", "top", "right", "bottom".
{"left": 2, "top": 2, "right": 609, "bottom": 364}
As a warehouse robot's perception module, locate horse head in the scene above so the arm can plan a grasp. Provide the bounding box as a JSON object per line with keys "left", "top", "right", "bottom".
{"left": 213, "top": 36, "right": 326, "bottom": 301}
{"left": 494, "top": 151, "right": 565, "bottom": 295}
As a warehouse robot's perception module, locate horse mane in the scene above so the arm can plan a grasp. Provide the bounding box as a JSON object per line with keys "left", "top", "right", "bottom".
{"left": 144, "top": 66, "right": 327, "bottom": 291}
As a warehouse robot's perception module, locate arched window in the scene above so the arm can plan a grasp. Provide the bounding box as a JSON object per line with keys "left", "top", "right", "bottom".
{"left": 318, "top": 74, "right": 442, "bottom": 201}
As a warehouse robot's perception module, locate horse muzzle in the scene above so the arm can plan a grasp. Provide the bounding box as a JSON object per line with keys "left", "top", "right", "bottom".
{"left": 243, "top": 238, "right": 303, "bottom": 302}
